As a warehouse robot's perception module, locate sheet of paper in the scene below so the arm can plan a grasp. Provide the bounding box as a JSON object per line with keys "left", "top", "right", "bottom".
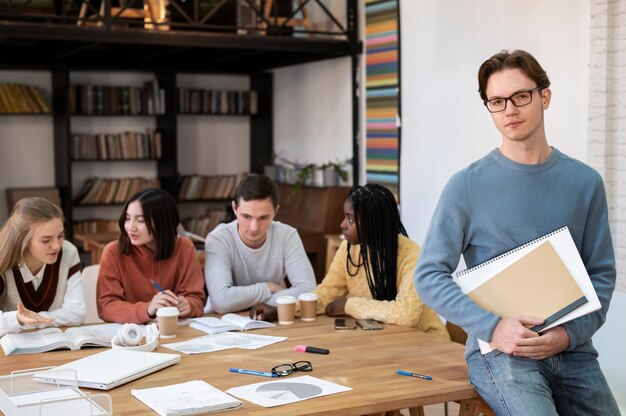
{"left": 162, "top": 333, "right": 287, "bottom": 354}
{"left": 132, "top": 380, "right": 242, "bottom": 415}
{"left": 226, "top": 375, "right": 352, "bottom": 408}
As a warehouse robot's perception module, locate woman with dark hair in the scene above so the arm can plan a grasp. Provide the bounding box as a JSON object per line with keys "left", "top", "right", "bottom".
{"left": 97, "top": 188, "right": 205, "bottom": 324}
{"left": 0, "top": 197, "right": 86, "bottom": 336}
{"left": 251, "top": 184, "right": 448, "bottom": 338}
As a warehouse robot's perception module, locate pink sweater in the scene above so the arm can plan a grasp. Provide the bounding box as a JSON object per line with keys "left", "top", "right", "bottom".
{"left": 97, "top": 237, "right": 205, "bottom": 323}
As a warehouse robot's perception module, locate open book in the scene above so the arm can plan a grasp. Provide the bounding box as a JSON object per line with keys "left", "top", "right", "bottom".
{"left": 132, "top": 380, "right": 243, "bottom": 415}
{"left": 190, "top": 314, "right": 274, "bottom": 335}
{"left": 0, "top": 323, "right": 122, "bottom": 356}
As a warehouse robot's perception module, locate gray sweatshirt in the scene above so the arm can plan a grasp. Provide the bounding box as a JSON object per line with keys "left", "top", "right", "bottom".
{"left": 204, "top": 220, "right": 316, "bottom": 314}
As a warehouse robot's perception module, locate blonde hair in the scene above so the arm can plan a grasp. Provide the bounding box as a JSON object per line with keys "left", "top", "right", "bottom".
{"left": 0, "top": 197, "right": 64, "bottom": 275}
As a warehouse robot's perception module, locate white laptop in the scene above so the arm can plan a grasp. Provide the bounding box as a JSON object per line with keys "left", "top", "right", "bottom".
{"left": 33, "top": 349, "right": 181, "bottom": 390}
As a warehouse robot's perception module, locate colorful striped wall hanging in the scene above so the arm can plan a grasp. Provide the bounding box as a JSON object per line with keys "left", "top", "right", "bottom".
{"left": 365, "top": 0, "right": 400, "bottom": 199}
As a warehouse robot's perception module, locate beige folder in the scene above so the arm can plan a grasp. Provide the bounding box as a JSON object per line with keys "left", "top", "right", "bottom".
{"left": 466, "top": 241, "right": 587, "bottom": 330}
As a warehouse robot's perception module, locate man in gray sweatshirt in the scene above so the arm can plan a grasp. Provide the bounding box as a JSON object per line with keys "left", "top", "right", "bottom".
{"left": 204, "top": 174, "right": 316, "bottom": 314}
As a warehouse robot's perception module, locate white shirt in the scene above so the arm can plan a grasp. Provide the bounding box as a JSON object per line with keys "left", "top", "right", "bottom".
{"left": 0, "top": 262, "right": 86, "bottom": 337}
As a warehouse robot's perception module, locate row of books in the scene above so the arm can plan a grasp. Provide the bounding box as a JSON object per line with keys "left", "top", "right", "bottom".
{"left": 71, "top": 130, "right": 162, "bottom": 160}
{"left": 181, "top": 208, "right": 230, "bottom": 240}
{"left": 178, "top": 173, "right": 247, "bottom": 201}
{"left": 0, "top": 83, "right": 52, "bottom": 114}
{"left": 77, "top": 177, "right": 160, "bottom": 205}
{"left": 69, "top": 79, "right": 165, "bottom": 115}
{"left": 73, "top": 219, "right": 118, "bottom": 235}
{"left": 178, "top": 88, "right": 258, "bottom": 115}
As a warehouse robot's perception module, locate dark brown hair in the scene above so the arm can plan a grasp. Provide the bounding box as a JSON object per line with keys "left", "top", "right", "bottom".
{"left": 118, "top": 188, "right": 179, "bottom": 261}
{"left": 478, "top": 49, "right": 551, "bottom": 102}
{"left": 233, "top": 173, "right": 278, "bottom": 207}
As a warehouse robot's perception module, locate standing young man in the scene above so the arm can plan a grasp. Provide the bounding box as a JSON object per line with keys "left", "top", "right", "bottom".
{"left": 415, "top": 50, "right": 619, "bottom": 414}
{"left": 204, "top": 173, "right": 316, "bottom": 314}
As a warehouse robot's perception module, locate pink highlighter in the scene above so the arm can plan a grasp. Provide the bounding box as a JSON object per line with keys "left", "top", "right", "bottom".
{"left": 295, "top": 345, "right": 329, "bottom": 355}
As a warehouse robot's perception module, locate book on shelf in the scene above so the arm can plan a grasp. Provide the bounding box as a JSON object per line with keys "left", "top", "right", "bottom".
{"left": 73, "top": 218, "right": 118, "bottom": 234}
{"left": 200, "top": 176, "right": 217, "bottom": 200}
{"left": 190, "top": 314, "right": 274, "bottom": 335}
{"left": 131, "top": 380, "right": 243, "bottom": 416}
{"left": 77, "top": 177, "right": 160, "bottom": 205}
{"left": 0, "top": 83, "right": 51, "bottom": 113}
{"left": 70, "top": 80, "right": 164, "bottom": 115}
{"left": 179, "top": 173, "right": 247, "bottom": 201}
{"left": 181, "top": 208, "right": 228, "bottom": 239}
{"left": 185, "top": 175, "right": 206, "bottom": 200}
{"left": 177, "top": 87, "right": 257, "bottom": 115}
{"left": 0, "top": 323, "right": 122, "bottom": 356}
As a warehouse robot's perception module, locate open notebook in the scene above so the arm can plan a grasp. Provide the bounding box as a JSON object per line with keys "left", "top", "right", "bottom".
{"left": 33, "top": 349, "right": 180, "bottom": 390}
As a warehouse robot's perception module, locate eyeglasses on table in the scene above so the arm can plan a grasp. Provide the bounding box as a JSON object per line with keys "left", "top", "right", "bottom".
{"left": 271, "top": 360, "right": 313, "bottom": 377}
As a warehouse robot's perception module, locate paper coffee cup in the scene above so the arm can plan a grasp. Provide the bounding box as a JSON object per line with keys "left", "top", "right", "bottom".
{"left": 298, "top": 293, "right": 319, "bottom": 322}
{"left": 156, "top": 307, "right": 179, "bottom": 339}
{"left": 276, "top": 295, "right": 296, "bottom": 325}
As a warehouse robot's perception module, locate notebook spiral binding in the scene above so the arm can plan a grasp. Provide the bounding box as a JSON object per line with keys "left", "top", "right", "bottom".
{"left": 455, "top": 226, "right": 568, "bottom": 278}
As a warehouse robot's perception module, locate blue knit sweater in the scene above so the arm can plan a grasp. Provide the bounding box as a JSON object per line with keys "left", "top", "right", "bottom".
{"left": 415, "top": 148, "right": 616, "bottom": 358}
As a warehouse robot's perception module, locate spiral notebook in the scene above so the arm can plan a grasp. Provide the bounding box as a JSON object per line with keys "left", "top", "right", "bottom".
{"left": 453, "top": 226, "right": 600, "bottom": 354}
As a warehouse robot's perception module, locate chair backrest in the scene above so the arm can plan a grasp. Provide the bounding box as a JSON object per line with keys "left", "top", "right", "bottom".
{"left": 82, "top": 264, "right": 104, "bottom": 324}
{"left": 446, "top": 321, "right": 468, "bottom": 345}
{"left": 5, "top": 187, "right": 61, "bottom": 214}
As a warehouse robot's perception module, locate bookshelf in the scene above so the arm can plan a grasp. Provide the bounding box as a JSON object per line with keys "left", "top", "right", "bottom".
{"left": 52, "top": 71, "right": 172, "bottom": 235}
{"left": 50, "top": 70, "right": 272, "bottom": 240}
{"left": 0, "top": 1, "right": 359, "bottom": 238}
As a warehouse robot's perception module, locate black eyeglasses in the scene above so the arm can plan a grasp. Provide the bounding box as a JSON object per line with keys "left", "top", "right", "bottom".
{"left": 484, "top": 86, "right": 542, "bottom": 113}
{"left": 271, "top": 361, "right": 313, "bottom": 377}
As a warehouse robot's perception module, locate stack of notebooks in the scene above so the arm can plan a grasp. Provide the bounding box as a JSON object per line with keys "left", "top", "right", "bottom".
{"left": 453, "top": 226, "right": 601, "bottom": 354}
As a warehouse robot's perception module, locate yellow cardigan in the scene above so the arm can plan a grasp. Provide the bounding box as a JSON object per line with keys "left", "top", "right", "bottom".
{"left": 313, "top": 236, "right": 449, "bottom": 339}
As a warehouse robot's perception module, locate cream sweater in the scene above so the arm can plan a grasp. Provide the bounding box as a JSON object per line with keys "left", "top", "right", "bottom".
{"left": 313, "top": 236, "right": 448, "bottom": 338}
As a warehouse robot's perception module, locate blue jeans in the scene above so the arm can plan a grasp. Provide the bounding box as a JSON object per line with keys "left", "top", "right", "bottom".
{"left": 467, "top": 350, "right": 620, "bottom": 416}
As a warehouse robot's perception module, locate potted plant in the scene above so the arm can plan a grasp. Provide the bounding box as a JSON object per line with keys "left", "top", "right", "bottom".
{"left": 291, "top": 162, "right": 317, "bottom": 194}
{"left": 263, "top": 151, "right": 282, "bottom": 181}
{"left": 320, "top": 158, "right": 351, "bottom": 187}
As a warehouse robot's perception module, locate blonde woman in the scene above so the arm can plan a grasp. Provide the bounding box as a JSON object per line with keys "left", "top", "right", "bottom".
{"left": 0, "top": 197, "right": 86, "bottom": 337}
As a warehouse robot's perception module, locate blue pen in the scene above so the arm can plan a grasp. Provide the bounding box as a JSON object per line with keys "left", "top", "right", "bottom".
{"left": 396, "top": 370, "right": 433, "bottom": 380}
{"left": 230, "top": 368, "right": 277, "bottom": 378}
{"left": 150, "top": 279, "right": 165, "bottom": 293}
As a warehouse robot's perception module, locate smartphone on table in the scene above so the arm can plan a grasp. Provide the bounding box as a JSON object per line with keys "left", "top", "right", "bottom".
{"left": 356, "top": 319, "right": 383, "bottom": 330}
{"left": 334, "top": 318, "right": 357, "bottom": 330}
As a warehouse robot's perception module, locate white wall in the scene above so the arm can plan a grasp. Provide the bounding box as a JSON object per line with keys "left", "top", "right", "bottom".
{"left": 399, "top": 0, "right": 590, "bottom": 242}
{"left": 272, "top": 57, "right": 353, "bottom": 183}
{"left": 0, "top": 71, "right": 55, "bottom": 220}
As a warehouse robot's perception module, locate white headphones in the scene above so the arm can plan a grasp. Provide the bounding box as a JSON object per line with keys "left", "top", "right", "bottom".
{"left": 111, "top": 323, "right": 159, "bottom": 351}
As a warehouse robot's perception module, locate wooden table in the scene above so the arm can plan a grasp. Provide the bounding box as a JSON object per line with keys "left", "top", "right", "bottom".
{"left": 0, "top": 316, "right": 478, "bottom": 415}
